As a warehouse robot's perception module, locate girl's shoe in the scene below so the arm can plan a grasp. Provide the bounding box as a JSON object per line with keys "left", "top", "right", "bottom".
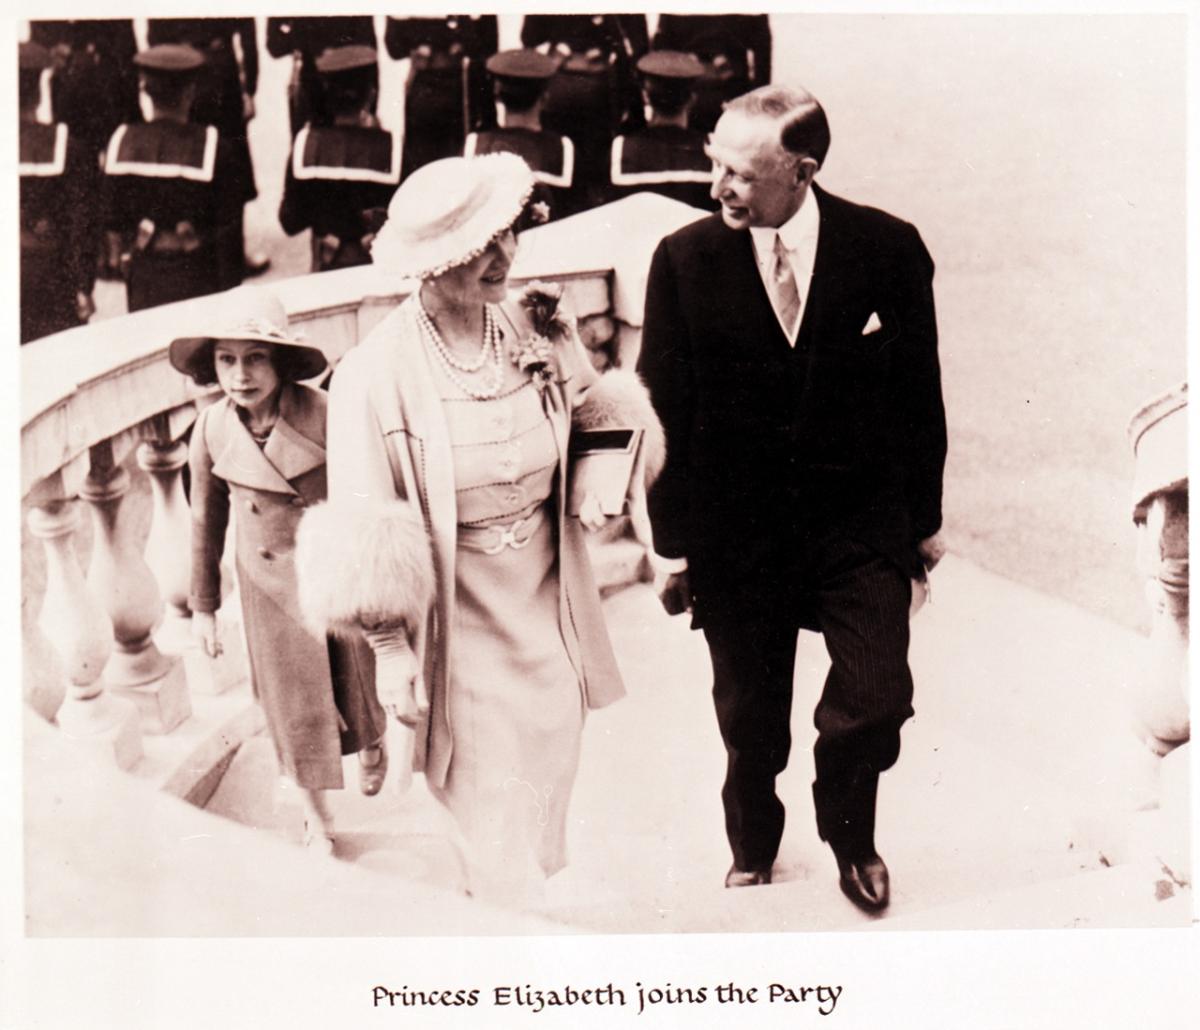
{"left": 302, "top": 817, "right": 335, "bottom": 857}
{"left": 358, "top": 741, "right": 388, "bottom": 796}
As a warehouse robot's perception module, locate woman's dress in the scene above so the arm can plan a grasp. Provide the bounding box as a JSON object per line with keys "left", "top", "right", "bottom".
{"left": 429, "top": 369, "right": 584, "bottom": 901}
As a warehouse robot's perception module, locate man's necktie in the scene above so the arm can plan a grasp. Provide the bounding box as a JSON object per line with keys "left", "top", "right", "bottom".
{"left": 767, "top": 232, "right": 801, "bottom": 338}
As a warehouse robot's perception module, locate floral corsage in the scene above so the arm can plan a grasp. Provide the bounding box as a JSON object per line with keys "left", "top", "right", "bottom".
{"left": 509, "top": 280, "right": 572, "bottom": 393}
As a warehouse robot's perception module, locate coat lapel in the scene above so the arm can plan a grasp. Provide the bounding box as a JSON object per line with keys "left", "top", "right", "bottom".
{"left": 210, "top": 401, "right": 300, "bottom": 496}
{"left": 799, "top": 184, "right": 864, "bottom": 349}
{"left": 263, "top": 385, "right": 326, "bottom": 484}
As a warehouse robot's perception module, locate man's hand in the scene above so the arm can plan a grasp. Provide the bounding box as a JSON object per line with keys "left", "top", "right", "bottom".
{"left": 917, "top": 532, "right": 946, "bottom": 572}
{"left": 656, "top": 569, "right": 693, "bottom": 617}
{"left": 192, "top": 611, "right": 222, "bottom": 657}
{"left": 242, "top": 93, "right": 256, "bottom": 122}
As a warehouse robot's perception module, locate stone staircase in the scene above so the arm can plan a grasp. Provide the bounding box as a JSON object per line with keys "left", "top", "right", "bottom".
{"left": 198, "top": 557, "right": 1192, "bottom": 935}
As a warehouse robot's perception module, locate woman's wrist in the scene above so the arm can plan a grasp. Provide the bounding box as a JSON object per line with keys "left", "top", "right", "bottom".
{"left": 361, "top": 624, "right": 413, "bottom": 658}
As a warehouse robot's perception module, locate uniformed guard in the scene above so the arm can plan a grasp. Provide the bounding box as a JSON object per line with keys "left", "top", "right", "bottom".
{"left": 266, "top": 16, "right": 378, "bottom": 136}
{"left": 146, "top": 18, "right": 268, "bottom": 276}
{"left": 19, "top": 41, "right": 98, "bottom": 343}
{"left": 603, "top": 51, "right": 717, "bottom": 213}
{"left": 278, "top": 46, "right": 401, "bottom": 273}
{"left": 520, "top": 14, "right": 649, "bottom": 202}
{"left": 29, "top": 18, "right": 141, "bottom": 283}
{"left": 29, "top": 19, "right": 140, "bottom": 160}
{"left": 100, "top": 45, "right": 248, "bottom": 313}
{"left": 651, "top": 14, "right": 772, "bottom": 134}
{"left": 464, "top": 49, "right": 580, "bottom": 222}
{"left": 385, "top": 15, "right": 499, "bottom": 180}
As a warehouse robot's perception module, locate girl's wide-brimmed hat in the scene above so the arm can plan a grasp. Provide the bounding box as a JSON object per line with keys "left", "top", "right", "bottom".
{"left": 370, "top": 152, "right": 535, "bottom": 282}
{"left": 168, "top": 285, "right": 328, "bottom": 381}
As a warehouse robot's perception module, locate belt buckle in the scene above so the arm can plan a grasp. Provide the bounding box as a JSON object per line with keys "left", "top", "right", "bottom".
{"left": 481, "top": 517, "right": 533, "bottom": 555}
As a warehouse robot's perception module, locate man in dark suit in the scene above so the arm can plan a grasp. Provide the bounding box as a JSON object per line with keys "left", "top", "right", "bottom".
{"left": 638, "top": 85, "right": 946, "bottom": 912}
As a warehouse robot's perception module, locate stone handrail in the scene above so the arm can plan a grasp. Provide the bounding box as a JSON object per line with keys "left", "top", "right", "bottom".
{"left": 21, "top": 193, "right": 705, "bottom": 772}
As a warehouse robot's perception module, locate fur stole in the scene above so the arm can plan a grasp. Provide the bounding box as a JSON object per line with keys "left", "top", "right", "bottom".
{"left": 295, "top": 500, "right": 434, "bottom": 640}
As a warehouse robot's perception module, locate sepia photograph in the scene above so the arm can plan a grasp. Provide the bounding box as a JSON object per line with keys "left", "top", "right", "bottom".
{"left": 6, "top": 1, "right": 1197, "bottom": 1026}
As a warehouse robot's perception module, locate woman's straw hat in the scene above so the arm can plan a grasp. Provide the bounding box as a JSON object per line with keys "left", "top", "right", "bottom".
{"left": 168, "top": 285, "right": 328, "bottom": 381}
{"left": 370, "top": 152, "right": 535, "bottom": 282}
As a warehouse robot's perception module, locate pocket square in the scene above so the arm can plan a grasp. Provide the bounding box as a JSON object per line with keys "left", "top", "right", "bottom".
{"left": 862, "top": 311, "right": 883, "bottom": 334}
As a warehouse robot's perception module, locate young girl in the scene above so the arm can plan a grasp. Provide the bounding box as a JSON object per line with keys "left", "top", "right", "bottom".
{"left": 170, "top": 286, "right": 388, "bottom": 853}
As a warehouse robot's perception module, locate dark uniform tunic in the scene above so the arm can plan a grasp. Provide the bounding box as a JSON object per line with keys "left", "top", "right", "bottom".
{"left": 651, "top": 14, "right": 772, "bottom": 134}
{"left": 464, "top": 127, "right": 581, "bottom": 222}
{"left": 19, "top": 121, "right": 98, "bottom": 342}
{"left": 385, "top": 16, "right": 499, "bottom": 180}
{"left": 146, "top": 19, "right": 259, "bottom": 200}
{"left": 101, "top": 120, "right": 246, "bottom": 312}
{"left": 266, "top": 16, "right": 379, "bottom": 135}
{"left": 604, "top": 124, "right": 717, "bottom": 212}
{"left": 520, "top": 14, "right": 649, "bottom": 203}
{"left": 29, "top": 19, "right": 140, "bottom": 158}
{"left": 279, "top": 123, "right": 402, "bottom": 272}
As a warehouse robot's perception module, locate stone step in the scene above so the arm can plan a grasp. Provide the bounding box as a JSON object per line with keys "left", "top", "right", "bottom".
{"left": 195, "top": 559, "right": 1189, "bottom": 934}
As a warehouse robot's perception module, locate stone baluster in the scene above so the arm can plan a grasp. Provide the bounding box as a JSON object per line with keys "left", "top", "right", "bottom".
{"left": 80, "top": 440, "right": 191, "bottom": 733}
{"left": 137, "top": 436, "right": 193, "bottom": 654}
{"left": 27, "top": 500, "right": 143, "bottom": 769}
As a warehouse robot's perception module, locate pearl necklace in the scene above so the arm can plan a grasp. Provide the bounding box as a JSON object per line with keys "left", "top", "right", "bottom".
{"left": 417, "top": 301, "right": 504, "bottom": 400}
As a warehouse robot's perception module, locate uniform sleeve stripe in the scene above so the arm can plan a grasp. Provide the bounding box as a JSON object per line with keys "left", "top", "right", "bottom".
{"left": 18, "top": 122, "right": 68, "bottom": 177}
{"left": 533, "top": 135, "right": 573, "bottom": 189}
{"left": 104, "top": 124, "right": 218, "bottom": 182}
{"left": 292, "top": 126, "right": 402, "bottom": 184}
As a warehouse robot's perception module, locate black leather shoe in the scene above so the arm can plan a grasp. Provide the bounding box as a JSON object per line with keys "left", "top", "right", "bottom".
{"left": 725, "top": 865, "right": 772, "bottom": 888}
{"left": 836, "top": 852, "right": 890, "bottom": 913}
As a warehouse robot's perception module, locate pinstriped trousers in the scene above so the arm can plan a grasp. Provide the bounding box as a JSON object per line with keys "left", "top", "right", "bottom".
{"left": 703, "top": 535, "right": 915, "bottom": 871}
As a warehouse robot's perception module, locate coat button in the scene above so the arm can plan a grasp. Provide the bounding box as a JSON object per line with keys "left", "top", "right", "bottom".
{"left": 290, "top": 497, "right": 306, "bottom": 508}
{"left": 246, "top": 500, "right": 259, "bottom": 514}
{"left": 257, "top": 546, "right": 273, "bottom": 560}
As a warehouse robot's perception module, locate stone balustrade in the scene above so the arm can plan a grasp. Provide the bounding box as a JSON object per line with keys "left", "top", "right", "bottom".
{"left": 21, "top": 193, "right": 705, "bottom": 780}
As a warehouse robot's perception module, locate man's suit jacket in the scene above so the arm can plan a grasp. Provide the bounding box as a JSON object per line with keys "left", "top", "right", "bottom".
{"left": 638, "top": 184, "right": 946, "bottom": 622}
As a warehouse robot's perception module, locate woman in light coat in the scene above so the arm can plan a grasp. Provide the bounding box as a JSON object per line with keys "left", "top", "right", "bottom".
{"left": 297, "top": 153, "right": 662, "bottom": 901}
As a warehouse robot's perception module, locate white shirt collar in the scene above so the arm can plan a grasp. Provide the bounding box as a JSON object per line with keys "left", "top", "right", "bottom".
{"left": 750, "top": 187, "right": 821, "bottom": 256}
